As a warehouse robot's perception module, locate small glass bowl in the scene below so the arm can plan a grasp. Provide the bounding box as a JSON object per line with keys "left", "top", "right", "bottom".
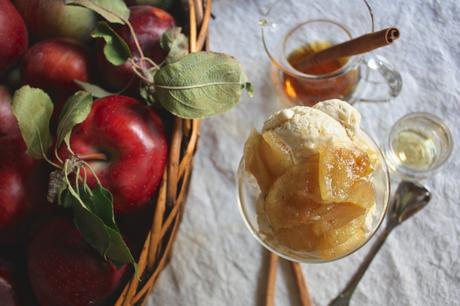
{"left": 236, "top": 133, "right": 390, "bottom": 263}
{"left": 384, "top": 112, "right": 453, "bottom": 180}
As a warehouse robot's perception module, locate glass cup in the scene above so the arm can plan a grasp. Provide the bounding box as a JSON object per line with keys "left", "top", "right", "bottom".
{"left": 260, "top": 0, "right": 402, "bottom": 106}
{"left": 236, "top": 133, "right": 390, "bottom": 263}
{"left": 384, "top": 112, "right": 453, "bottom": 180}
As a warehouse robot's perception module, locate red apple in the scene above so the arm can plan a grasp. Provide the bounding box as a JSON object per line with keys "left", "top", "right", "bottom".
{"left": 0, "top": 86, "right": 20, "bottom": 138}
{"left": 57, "top": 95, "right": 168, "bottom": 214}
{"left": 0, "top": 137, "right": 50, "bottom": 245}
{"left": 0, "top": 260, "right": 19, "bottom": 306}
{"left": 0, "top": 0, "right": 28, "bottom": 74}
{"left": 0, "top": 138, "right": 34, "bottom": 243}
{"left": 28, "top": 216, "right": 127, "bottom": 306}
{"left": 97, "top": 5, "right": 175, "bottom": 91}
{"left": 21, "top": 39, "right": 90, "bottom": 97}
{"left": 14, "top": 0, "right": 96, "bottom": 42}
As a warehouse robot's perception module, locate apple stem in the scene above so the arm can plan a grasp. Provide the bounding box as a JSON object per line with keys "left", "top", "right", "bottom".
{"left": 78, "top": 153, "right": 108, "bottom": 162}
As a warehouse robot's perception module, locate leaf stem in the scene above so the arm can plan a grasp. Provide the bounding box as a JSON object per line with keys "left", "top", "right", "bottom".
{"left": 129, "top": 59, "right": 154, "bottom": 84}
{"left": 126, "top": 22, "right": 145, "bottom": 61}
{"left": 80, "top": 160, "right": 103, "bottom": 187}
{"left": 54, "top": 145, "right": 63, "bottom": 165}
{"left": 125, "top": 22, "right": 160, "bottom": 72}
{"left": 75, "top": 169, "right": 80, "bottom": 196}
{"left": 36, "top": 127, "right": 61, "bottom": 169}
{"left": 64, "top": 160, "right": 88, "bottom": 210}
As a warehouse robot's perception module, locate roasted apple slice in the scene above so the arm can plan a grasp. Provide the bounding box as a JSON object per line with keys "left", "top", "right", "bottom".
{"left": 318, "top": 228, "right": 366, "bottom": 259}
{"left": 244, "top": 130, "right": 273, "bottom": 193}
{"left": 347, "top": 179, "right": 375, "bottom": 209}
{"left": 318, "top": 146, "right": 373, "bottom": 203}
{"left": 276, "top": 224, "right": 320, "bottom": 252}
{"left": 260, "top": 130, "right": 295, "bottom": 178}
{"left": 322, "top": 215, "right": 365, "bottom": 246}
{"left": 311, "top": 203, "right": 365, "bottom": 235}
{"left": 265, "top": 158, "right": 321, "bottom": 229}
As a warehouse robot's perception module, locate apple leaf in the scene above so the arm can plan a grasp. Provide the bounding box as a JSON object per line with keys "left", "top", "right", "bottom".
{"left": 153, "top": 52, "right": 253, "bottom": 119}
{"left": 56, "top": 91, "right": 93, "bottom": 149}
{"left": 64, "top": 186, "right": 136, "bottom": 268}
{"left": 75, "top": 80, "right": 114, "bottom": 98}
{"left": 66, "top": 0, "right": 130, "bottom": 24}
{"left": 160, "top": 27, "right": 189, "bottom": 64}
{"left": 91, "top": 22, "right": 131, "bottom": 66}
{"left": 11, "top": 86, "right": 53, "bottom": 159}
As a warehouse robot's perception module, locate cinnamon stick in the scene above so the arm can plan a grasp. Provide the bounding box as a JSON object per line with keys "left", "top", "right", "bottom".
{"left": 265, "top": 252, "right": 279, "bottom": 306}
{"left": 299, "top": 27, "right": 400, "bottom": 68}
{"left": 290, "top": 262, "right": 313, "bottom": 306}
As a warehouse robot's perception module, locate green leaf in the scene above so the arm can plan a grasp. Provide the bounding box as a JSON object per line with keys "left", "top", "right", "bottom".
{"left": 91, "top": 22, "right": 131, "bottom": 66}
{"left": 75, "top": 80, "right": 114, "bottom": 98}
{"left": 160, "top": 27, "right": 189, "bottom": 64}
{"left": 80, "top": 186, "right": 117, "bottom": 230}
{"left": 56, "top": 91, "right": 93, "bottom": 149}
{"left": 11, "top": 86, "right": 53, "bottom": 159}
{"left": 73, "top": 203, "right": 110, "bottom": 255}
{"left": 66, "top": 0, "right": 130, "bottom": 24}
{"left": 153, "top": 52, "right": 253, "bottom": 119}
{"left": 64, "top": 186, "right": 136, "bottom": 268}
{"left": 105, "top": 228, "right": 136, "bottom": 268}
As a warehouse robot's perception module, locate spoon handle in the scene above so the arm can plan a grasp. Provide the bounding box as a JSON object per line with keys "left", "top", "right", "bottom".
{"left": 329, "top": 224, "right": 395, "bottom": 306}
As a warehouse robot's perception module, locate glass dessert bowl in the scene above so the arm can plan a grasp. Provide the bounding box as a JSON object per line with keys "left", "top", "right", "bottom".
{"left": 236, "top": 100, "right": 390, "bottom": 263}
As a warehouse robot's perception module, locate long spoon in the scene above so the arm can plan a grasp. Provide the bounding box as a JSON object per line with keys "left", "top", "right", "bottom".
{"left": 329, "top": 181, "right": 432, "bottom": 306}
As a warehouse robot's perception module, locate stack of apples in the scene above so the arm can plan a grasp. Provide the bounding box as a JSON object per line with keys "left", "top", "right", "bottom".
{"left": 0, "top": 0, "right": 179, "bottom": 305}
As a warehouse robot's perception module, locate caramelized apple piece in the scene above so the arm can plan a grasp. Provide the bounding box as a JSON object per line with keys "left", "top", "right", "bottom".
{"left": 244, "top": 130, "right": 272, "bottom": 193}
{"left": 318, "top": 146, "right": 373, "bottom": 203}
{"left": 276, "top": 224, "right": 320, "bottom": 252}
{"left": 322, "top": 215, "right": 365, "bottom": 246}
{"left": 347, "top": 179, "right": 375, "bottom": 209}
{"left": 311, "top": 203, "right": 365, "bottom": 235}
{"left": 265, "top": 158, "right": 321, "bottom": 229}
{"left": 318, "top": 229, "right": 366, "bottom": 259}
{"left": 260, "top": 130, "right": 295, "bottom": 178}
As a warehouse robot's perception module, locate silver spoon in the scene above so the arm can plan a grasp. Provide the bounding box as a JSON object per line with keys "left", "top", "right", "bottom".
{"left": 329, "top": 181, "right": 432, "bottom": 306}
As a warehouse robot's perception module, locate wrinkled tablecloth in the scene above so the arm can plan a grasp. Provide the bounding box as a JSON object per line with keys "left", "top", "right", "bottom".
{"left": 148, "top": 1, "right": 460, "bottom": 305}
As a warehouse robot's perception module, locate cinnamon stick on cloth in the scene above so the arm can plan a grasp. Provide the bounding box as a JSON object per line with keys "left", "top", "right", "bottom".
{"left": 290, "top": 262, "right": 313, "bottom": 306}
{"left": 265, "top": 252, "right": 279, "bottom": 306}
{"left": 299, "top": 27, "right": 400, "bottom": 68}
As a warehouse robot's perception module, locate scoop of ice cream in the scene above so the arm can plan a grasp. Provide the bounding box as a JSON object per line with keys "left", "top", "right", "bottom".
{"left": 262, "top": 99, "right": 362, "bottom": 162}
{"left": 313, "top": 99, "right": 361, "bottom": 138}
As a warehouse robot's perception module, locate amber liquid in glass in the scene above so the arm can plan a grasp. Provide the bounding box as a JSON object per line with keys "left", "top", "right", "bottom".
{"left": 282, "top": 41, "right": 360, "bottom": 106}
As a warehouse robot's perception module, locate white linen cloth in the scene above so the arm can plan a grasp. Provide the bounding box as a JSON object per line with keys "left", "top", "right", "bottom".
{"left": 148, "top": 0, "right": 460, "bottom": 305}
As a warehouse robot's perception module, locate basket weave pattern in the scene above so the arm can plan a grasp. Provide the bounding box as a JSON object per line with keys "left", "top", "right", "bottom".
{"left": 114, "top": 0, "right": 211, "bottom": 304}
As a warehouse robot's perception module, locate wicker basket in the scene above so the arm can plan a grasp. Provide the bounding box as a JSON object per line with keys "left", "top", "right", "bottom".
{"left": 114, "top": 0, "right": 211, "bottom": 304}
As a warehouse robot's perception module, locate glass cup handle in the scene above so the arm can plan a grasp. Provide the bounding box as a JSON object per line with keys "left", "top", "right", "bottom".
{"left": 356, "top": 55, "right": 403, "bottom": 103}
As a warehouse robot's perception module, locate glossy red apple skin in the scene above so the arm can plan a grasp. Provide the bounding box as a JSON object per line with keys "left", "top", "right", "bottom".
{"left": 0, "top": 138, "right": 34, "bottom": 244}
{"left": 14, "top": 0, "right": 96, "bottom": 42}
{"left": 57, "top": 95, "right": 168, "bottom": 214}
{"left": 21, "top": 39, "right": 90, "bottom": 97}
{"left": 0, "top": 0, "right": 28, "bottom": 74}
{"left": 28, "top": 216, "right": 127, "bottom": 306}
{"left": 97, "top": 5, "right": 175, "bottom": 91}
{"left": 0, "top": 86, "right": 20, "bottom": 138}
{"left": 0, "top": 137, "right": 50, "bottom": 245}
